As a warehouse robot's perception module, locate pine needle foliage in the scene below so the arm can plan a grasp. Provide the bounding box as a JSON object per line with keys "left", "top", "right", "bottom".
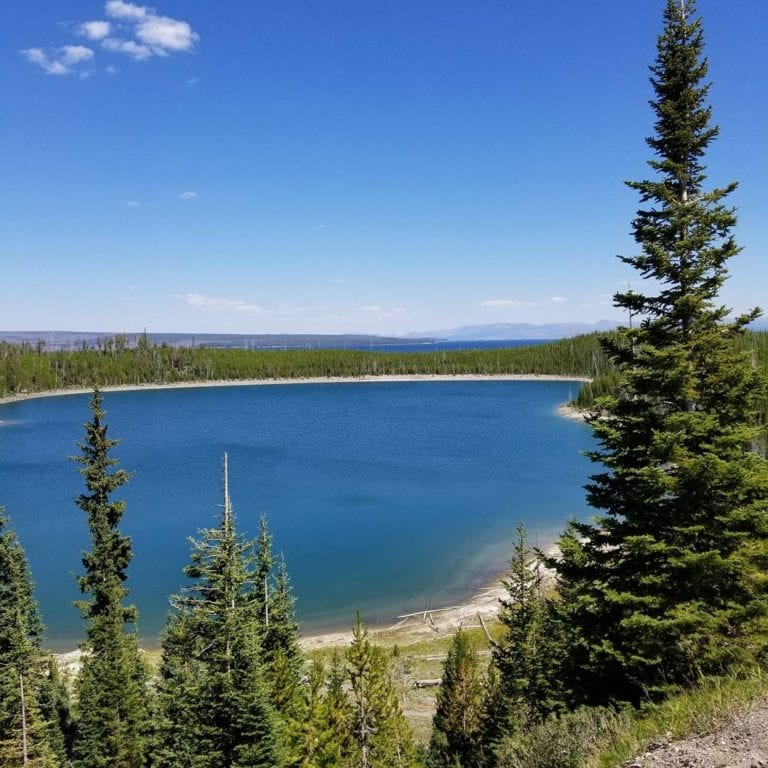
{"left": 346, "top": 617, "right": 422, "bottom": 768}
{"left": 551, "top": 0, "right": 768, "bottom": 705}
{"left": 155, "top": 456, "right": 283, "bottom": 768}
{"left": 0, "top": 510, "right": 67, "bottom": 767}
{"left": 71, "top": 390, "right": 150, "bottom": 768}
{"left": 428, "top": 628, "right": 484, "bottom": 768}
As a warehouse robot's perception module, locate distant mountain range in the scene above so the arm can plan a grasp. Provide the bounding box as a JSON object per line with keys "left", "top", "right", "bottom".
{"left": 407, "top": 320, "right": 621, "bottom": 341}
{"left": 3, "top": 318, "right": 765, "bottom": 350}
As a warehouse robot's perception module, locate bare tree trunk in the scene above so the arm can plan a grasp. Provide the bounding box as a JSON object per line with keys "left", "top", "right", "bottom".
{"left": 20, "top": 671, "right": 29, "bottom": 766}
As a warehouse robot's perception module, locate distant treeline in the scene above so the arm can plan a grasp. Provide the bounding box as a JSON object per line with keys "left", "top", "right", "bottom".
{"left": 3, "top": 330, "right": 768, "bottom": 410}
{"left": 0, "top": 332, "right": 609, "bottom": 396}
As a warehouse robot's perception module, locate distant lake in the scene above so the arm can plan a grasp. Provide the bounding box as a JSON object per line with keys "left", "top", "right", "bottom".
{"left": 0, "top": 380, "right": 593, "bottom": 650}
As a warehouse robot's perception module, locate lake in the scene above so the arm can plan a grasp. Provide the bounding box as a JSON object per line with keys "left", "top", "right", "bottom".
{"left": 0, "top": 380, "right": 593, "bottom": 649}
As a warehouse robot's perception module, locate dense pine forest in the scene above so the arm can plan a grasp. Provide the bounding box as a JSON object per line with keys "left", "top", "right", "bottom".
{"left": 0, "top": 333, "right": 604, "bottom": 396}
{"left": 3, "top": 1, "right": 768, "bottom": 766}
{"left": 2, "top": 330, "right": 767, "bottom": 419}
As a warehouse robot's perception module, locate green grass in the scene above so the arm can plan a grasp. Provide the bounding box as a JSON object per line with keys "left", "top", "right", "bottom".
{"left": 591, "top": 669, "right": 768, "bottom": 768}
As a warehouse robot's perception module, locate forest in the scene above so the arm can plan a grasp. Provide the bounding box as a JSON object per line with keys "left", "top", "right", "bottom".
{"left": 3, "top": 1, "right": 768, "bottom": 766}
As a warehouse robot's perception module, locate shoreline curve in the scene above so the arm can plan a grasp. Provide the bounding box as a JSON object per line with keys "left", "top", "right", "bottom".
{"left": 0, "top": 373, "right": 591, "bottom": 409}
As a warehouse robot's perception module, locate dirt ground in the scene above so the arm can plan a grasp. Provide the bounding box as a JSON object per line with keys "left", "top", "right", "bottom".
{"left": 627, "top": 697, "right": 768, "bottom": 768}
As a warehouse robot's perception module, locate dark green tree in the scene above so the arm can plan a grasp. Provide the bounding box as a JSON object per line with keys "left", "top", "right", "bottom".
{"left": 428, "top": 629, "right": 483, "bottom": 768}
{"left": 484, "top": 525, "right": 555, "bottom": 757}
{"left": 0, "top": 510, "right": 68, "bottom": 767}
{"left": 551, "top": 0, "right": 768, "bottom": 704}
{"left": 71, "top": 390, "right": 150, "bottom": 768}
{"left": 248, "top": 517, "right": 306, "bottom": 763}
{"left": 155, "top": 455, "right": 283, "bottom": 768}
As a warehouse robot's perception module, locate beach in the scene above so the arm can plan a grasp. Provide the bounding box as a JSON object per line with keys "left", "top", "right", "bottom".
{"left": 0, "top": 372, "right": 592, "bottom": 410}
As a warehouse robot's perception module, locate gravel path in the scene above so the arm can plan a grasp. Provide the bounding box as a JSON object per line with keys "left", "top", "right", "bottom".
{"left": 627, "top": 697, "right": 768, "bottom": 768}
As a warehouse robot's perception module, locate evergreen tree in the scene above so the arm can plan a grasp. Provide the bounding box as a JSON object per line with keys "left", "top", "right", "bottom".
{"left": 315, "top": 651, "right": 354, "bottom": 768}
{"left": 428, "top": 629, "right": 483, "bottom": 768}
{"left": 262, "top": 554, "right": 305, "bottom": 722}
{"left": 484, "top": 525, "right": 555, "bottom": 756}
{"left": 0, "top": 510, "right": 67, "bottom": 767}
{"left": 250, "top": 519, "right": 306, "bottom": 764}
{"left": 551, "top": 0, "right": 768, "bottom": 704}
{"left": 70, "top": 390, "right": 150, "bottom": 768}
{"left": 252, "top": 514, "right": 274, "bottom": 630}
{"left": 155, "top": 455, "right": 283, "bottom": 768}
{"left": 346, "top": 617, "right": 421, "bottom": 768}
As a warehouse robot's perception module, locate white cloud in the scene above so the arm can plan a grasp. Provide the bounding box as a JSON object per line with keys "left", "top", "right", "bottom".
{"left": 21, "top": 45, "right": 94, "bottom": 75}
{"left": 549, "top": 296, "right": 567, "bottom": 303}
{"left": 101, "top": 37, "right": 153, "bottom": 60}
{"left": 23, "top": 2, "right": 197, "bottom": 76}
{"left": 105, "top": 64, "right": 117, "bottom": 74}
{"left": 182, "top": 294, "right": 267, "bottom": 316}
{"left": 105, "top": 1, "right": 149, "bottom": 21}
{"left": 178, "top": 191, "right": 199, "bottom": 200}
{"left": 79, "top": 20, "right": 111, "bottom": 40}
{"left": 357, "top": 305, "right": 407, "bottom": 318}
{"left": 103, "top": 1, "right": 198, "bottom": 58}
{"left": 137, "top": 15, "right": 198, "bottom": 52}
{"left": 478, "top": 298, "right": 541, "bottom": 309}
{"left": 126, "top": 200, "right": 140, "bottom": 207}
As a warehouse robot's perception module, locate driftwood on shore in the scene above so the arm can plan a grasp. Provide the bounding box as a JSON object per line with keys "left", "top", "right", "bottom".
{"left": 394, "top": 605, "right": 464, "bottom": 620}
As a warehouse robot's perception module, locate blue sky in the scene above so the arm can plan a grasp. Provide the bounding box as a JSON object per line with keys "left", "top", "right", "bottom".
{"left": 1, "top": 1, "right": 766, "bottom": 335}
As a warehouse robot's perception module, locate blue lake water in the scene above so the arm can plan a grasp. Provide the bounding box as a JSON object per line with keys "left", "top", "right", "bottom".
{"left": 0, "top": 381, "right": 593, "bottom": 649}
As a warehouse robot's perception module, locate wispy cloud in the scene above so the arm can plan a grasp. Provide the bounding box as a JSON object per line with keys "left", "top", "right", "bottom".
{"left": 23, "top": 1, "right": 198, "bottom": 75}
{"left": 125, "top": 200, "right": 140, "bottom": 207}
{"left": 478, "top": 296, "right": 568, "bottom": 310}
{"left": 101, "top": 38, "right": 153, "bottom": 60}
{"left": 22, "top": 45, "right": 94, "bottom": 76}
{"left": 178, "top": 191, "right": 199, "bottom": 200}
{"left": 179, "top": 293, "right": 330, "bottom": 319}
{"left": 357, "top": 305, "right": 407, "bottom": 318}
{"left": 181, "top": 294, "right": 267, "bottom": 316}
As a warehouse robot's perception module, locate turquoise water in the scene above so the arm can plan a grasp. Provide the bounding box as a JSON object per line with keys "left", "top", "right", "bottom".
{"left": 0, "top": 381, "right": 593, "bottom": 649}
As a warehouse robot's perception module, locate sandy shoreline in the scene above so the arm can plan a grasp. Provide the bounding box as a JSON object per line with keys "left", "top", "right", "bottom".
{"left": 0, "top": 373, "right": 591, "bottom": 409}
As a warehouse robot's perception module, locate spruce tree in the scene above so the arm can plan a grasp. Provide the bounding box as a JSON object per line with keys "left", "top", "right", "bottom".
{"left": 155, "top": 455, "right": 283, "bottom": 768}
{"left": 551, "top": 0, "right": 768, "bottom": 703}
{"left": 249, "top": 520, "right": 306, "bottom": 764}
{"left": 71, "top": 390, "right": 150, "bottom": 768}
{"left": 428, "top": 629, "right": 483, "bottom": 768}
{"left": 0, "top": 510, "right": 68, "bottom": 767}
{"left": 484, "top": 525, "right": 556, "bottom": 757}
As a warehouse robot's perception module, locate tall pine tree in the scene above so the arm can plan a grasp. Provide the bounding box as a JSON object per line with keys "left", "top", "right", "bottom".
{"left": 551, "top": 0, "right": 768, "bottom": 704}
{"left": 0, "top": 509, "right": 68, "bottom": 767}
{"left": 155, "top": 455, "right": 283, "bottom": 768}
{"left": 428, "top": 628, "right": 483, "bottom": 768}
{"left": 71, "top": 390, "right": 150, "bottom": 768}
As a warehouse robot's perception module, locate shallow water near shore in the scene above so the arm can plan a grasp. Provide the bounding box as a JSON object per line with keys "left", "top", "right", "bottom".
{"left": 0, "top": 380, "right": 593, "bottom": 650}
